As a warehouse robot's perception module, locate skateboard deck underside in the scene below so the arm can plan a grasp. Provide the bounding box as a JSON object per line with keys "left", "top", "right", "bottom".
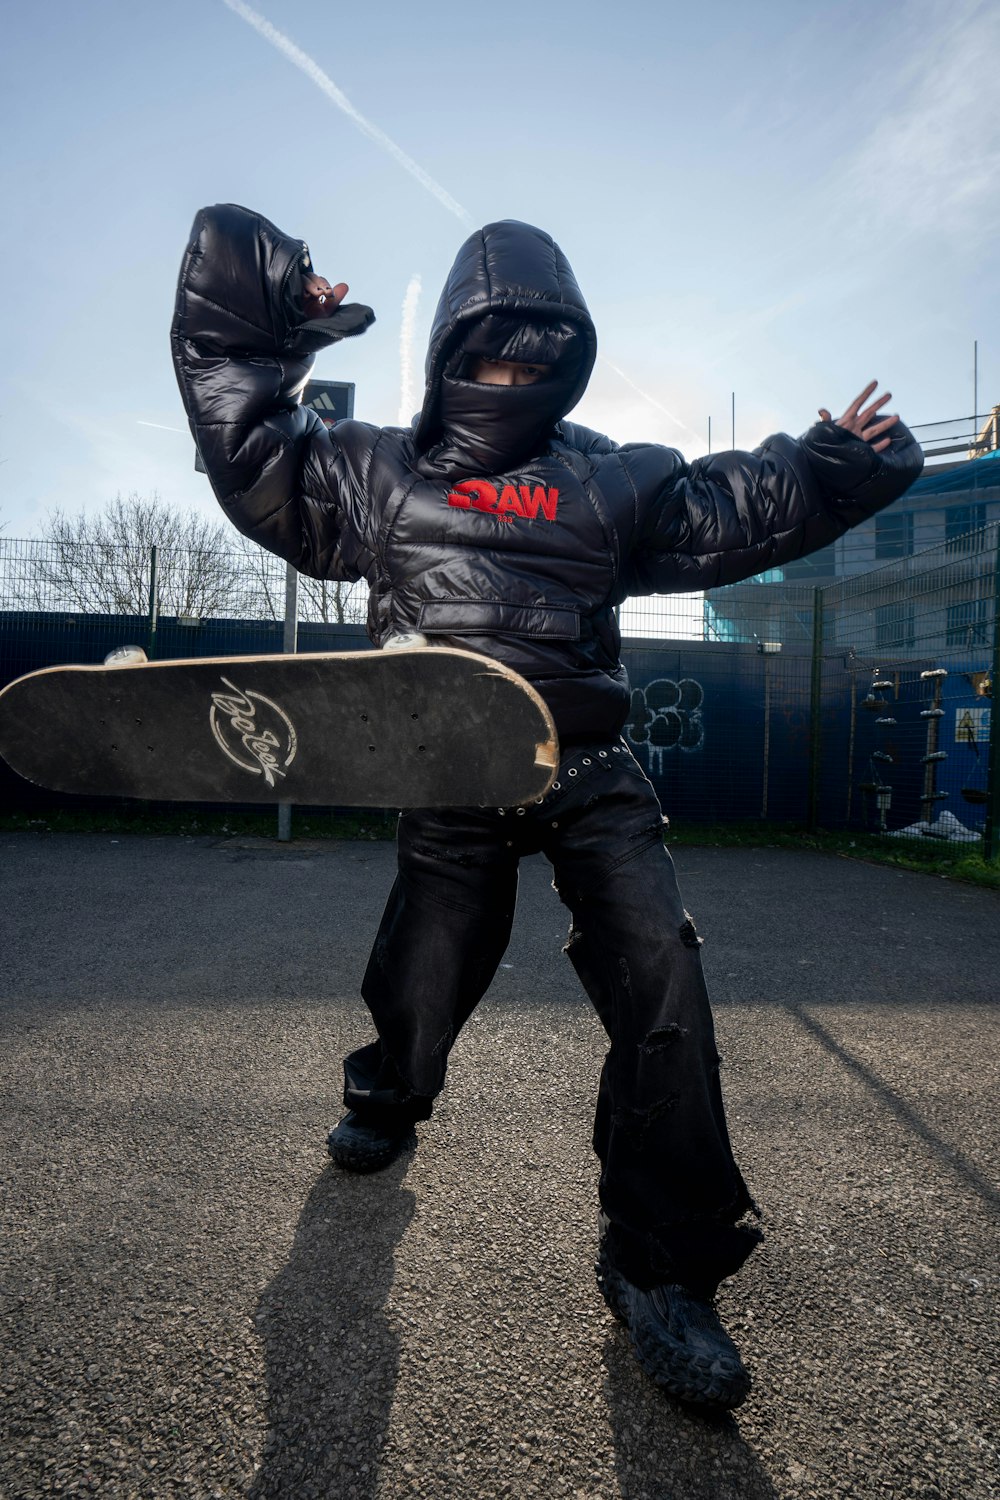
{"left": 0, "top": 649, "right": 559, "bottom": 807}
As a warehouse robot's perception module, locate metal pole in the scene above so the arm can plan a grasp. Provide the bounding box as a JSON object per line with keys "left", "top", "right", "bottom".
{"left": 761, "top": 654, "right": 772, "bottom": 819}
{"left": 984, "top": 527, "right": 1000, "bottom": 863}
{"left": 846, "top": 671, "right": 857, "bottom": 824}
{"left": 807, "top": 586, "right": 824, "bottom": 832}
{"left": 973, "top": 339, "right": 978, "bottom": 438}
{"left": 277, "top": 562, "right": 299, "bottom": 843}
{"left": 147, "top": 544, "right": 159, "bottom": 659}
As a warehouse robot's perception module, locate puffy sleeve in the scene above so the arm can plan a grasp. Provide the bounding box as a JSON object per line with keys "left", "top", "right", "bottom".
{"left": 623, "top": 419, "right": 924, "bottom": 595}
{"left": 170, "top": 203, "right": 379, "bottom": 580}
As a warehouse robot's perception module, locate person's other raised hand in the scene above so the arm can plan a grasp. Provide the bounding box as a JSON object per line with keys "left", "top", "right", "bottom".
{"left": 302, "top": 272, "right": 350, "bottom": 319}
{"left": 818, "top": 381, "right": 898, "bottom": 453}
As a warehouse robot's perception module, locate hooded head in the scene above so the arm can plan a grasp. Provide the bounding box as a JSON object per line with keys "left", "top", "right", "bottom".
{"left": 413, "top": 220, "right": 597, "bottom": 477}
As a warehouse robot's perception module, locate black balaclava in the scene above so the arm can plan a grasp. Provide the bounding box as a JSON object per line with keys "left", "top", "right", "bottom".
{"left": 420, "top": 315, "right": 583, "bottom": 477}
{"left": 412, "top": 220, "right": 598, "bottom": 479}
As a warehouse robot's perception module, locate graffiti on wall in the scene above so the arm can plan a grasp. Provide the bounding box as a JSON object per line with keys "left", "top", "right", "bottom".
{"left": 624, "top": 678, "right": 705, "bottom": 776}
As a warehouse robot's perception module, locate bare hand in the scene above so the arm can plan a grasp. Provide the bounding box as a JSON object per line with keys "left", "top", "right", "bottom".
{"left": 302, "top": 272, "right": 350, "bottom": 319}
{"left": 818, "top": 381, "right": 898, "bottom": 454}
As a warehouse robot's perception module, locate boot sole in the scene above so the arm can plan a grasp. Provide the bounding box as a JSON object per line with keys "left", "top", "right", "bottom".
{"left": 596, "top": 1238, "right": 751, "bottom": 1410}
{"left": 326, "top": 1128, "right": 416, "bottom": 1174}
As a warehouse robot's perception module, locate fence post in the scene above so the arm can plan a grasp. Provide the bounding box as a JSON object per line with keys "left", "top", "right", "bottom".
{"left": 277, "top": 563, "right": 299, "bottom": 843}
{"left": 147, "top": 545, "right": 159, "bottom": 659}
{"left": 983, "top": 527, "right": 1000, "bottom": 863}
{"left": 807, "top": 585, "right": 824, "bottom": 832}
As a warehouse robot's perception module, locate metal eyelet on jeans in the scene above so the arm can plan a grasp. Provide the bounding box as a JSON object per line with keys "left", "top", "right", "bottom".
{"left": 551, "top": 820, "right": 558, "bottom": 828}
{"left": 598, "top": 751, "right": 607, "bottom": 758}
{"left": 516, "top": 807, "right": 526, "bottom": 815}
{"left": 497, "top": 809, "right": 506, "bottom": 816}
{"left": 552, "top": 781, "right": 561, "bottom": 790}
{"left": 612, "top": 746, "right": 620, "bottom": 753}
{"left": 535, "top": 797, "right": 544, "bottom": 804}
{"left": 582, "top": 758, "right": 591, "bottom": 765}
{"left": 568, "top": 768, "right": 578, "bottom": 777}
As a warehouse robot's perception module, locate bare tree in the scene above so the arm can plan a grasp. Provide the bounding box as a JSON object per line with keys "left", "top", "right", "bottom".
{"left": 214, "top": 535, "right": 368, "bottom": 624}
{"left": 298, "top": 574, "right": 368, "bottom": 625}
{"left": 21, "top": 494, "right": 242, "bottom": 616}
{"left": 228, "top": 531, "right": 286, "bottom": 621}
{"left": 3, "top": 491, "right": 370, "bottom": 626}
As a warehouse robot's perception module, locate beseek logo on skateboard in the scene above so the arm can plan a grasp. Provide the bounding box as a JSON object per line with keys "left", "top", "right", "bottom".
{"left": 447, "top": 479, "right": 559, "bottom": 523}
{"left": 210, "top": 678, "right": 298, "bottom": 787}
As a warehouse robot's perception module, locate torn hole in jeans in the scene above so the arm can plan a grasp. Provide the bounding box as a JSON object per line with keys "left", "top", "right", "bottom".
{"left": 679, "top": 911, "right": 704, "bottom": 948}
{"left": 614, "top": 1093, "right": 679, "bottom": 1143}
{"left": 639, "top": 1022, "right": 687, "bottom": 1055}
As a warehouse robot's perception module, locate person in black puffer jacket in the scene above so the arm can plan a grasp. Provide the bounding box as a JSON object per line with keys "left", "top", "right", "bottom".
{"left": 172, "top": 205, "right": 923, "bottom": 1408}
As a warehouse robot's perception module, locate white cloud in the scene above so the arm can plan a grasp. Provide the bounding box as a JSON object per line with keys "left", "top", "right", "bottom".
{"left": 836, "top": 0, "right": 1000, "bottom": 252}
{"left": 398, "top": 274, "right": 422, "bottom": 427}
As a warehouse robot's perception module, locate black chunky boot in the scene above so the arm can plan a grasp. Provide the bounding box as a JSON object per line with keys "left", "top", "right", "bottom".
{"left": 596, "top": 1229, "right": 751, "bottom": 1410}
{"left": 326, "top": 1110, "right": 416, "bottom": 1173}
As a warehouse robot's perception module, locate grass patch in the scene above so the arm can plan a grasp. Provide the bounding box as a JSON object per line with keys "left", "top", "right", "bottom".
{"left": 0, "top": 805, "right": 397, "bottom": 841}
{"left": 666, "top": 820, "right": 1000, "bottom": 891}
{"left": 4, "top": 807, "right": 998, "bottom": 891}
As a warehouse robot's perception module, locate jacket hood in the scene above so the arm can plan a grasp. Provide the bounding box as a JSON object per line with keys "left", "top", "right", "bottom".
{"left": 412, "top": 220, "right": 597, "bottom": 460}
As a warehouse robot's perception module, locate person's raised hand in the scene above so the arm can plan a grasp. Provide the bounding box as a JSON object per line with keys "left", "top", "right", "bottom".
{"left": 302, "top": 272, "right": 350, "bottom": 319}
{"left": 818, "top": 381, "right": 898, "bottom": 454}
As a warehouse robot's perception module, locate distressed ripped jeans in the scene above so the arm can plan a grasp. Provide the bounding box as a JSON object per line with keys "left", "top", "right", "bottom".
{"left": 343, "top": 741, "right": 762, "bottom": 1296}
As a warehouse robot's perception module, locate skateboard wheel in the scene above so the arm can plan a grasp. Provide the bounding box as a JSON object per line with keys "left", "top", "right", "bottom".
{"left": 382, "top": 631, "right": 430, "bottom": 652}
{"left": 104, "top": 646, "right": 148, "bottom": 666}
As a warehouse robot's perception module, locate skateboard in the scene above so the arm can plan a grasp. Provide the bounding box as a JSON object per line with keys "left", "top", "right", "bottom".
{"left": 0, "top": 645, "right": 559, "bottom": 807}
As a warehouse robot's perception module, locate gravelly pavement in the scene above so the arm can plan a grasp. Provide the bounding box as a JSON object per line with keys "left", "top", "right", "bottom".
{"left": 1, "top": 831, "right": 998, "bottom": 1500}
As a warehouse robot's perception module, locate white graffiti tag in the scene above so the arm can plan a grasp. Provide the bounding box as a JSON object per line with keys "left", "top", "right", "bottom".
{"left": 624, "top": 677, "right": 705, "bottom": 776}
{"left": 209, "top": 678, "right": 298, "bottom": 786}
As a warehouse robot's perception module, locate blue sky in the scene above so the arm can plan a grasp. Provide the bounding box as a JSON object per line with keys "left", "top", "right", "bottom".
{"left": 1, "top": 0, "right": 997, "bottom": 538}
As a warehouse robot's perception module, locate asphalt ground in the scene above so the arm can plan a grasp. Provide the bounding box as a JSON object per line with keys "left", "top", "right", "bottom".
{"left": 1, "top": 831, "right": 998, "bottom": 1500}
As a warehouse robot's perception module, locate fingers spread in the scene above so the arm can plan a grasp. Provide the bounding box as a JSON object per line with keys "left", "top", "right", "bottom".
{"left": 842, "top": 380, "right": 880, "bottom": 421}
{"left": 862, "top": 414, "right": 898, "bottom": 438}
{"left": 858, "top": 392, "right": 892, "bottom": 425}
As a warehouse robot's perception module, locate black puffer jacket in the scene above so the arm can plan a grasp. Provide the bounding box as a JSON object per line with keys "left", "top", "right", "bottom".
{"left": 172, "top": 204, "right": 923, "bottom": 741}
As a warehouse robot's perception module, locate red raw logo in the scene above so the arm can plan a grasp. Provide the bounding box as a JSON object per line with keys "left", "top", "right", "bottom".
{"left": 447, "top": 480, "right": 559, "bottom": 523}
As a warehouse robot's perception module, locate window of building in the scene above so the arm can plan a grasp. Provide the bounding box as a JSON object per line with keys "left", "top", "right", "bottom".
{"left": 874, "top": 511, "right": 913, "bottom": 559}
{"left": 781, "top": 543, "right": 838, "bottom": 580}
{"left": 946, "top": 598, "right": 991, "bottom": 648}
{"left": 875, "top": 601, "right": 915, "bottom": 651}
{"left": 945, "top": 504, "right": 988, "bottom": 553}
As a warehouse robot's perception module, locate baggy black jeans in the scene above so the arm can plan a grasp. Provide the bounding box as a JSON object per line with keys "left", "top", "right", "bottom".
{"left": 343, "top": 740, "right": 762, "bottom": 1297}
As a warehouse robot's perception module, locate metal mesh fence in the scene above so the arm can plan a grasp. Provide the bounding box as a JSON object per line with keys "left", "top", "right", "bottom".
{"left": 815, "top": 523, "right": 998, "bottom": 848}
{"left": 0, "top": 531, "right": 996, "bottom": 855}
{"left": 618, "top": 587, "right": 816, "bottom": 832}
{"left": 0, "top": 538, "right": 368, "bottom": 625}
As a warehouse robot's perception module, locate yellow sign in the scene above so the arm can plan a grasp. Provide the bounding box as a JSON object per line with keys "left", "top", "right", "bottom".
{"left": 956, "top": 706, "right": 991, "bottom": 744}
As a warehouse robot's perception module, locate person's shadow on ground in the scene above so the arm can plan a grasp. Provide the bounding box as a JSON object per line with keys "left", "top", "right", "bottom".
{"left": 248, "top": 1153, "right": 415, "bottom": 1500}
{"left": 602, "top": 1321, "right": 780, "bottom": 1499}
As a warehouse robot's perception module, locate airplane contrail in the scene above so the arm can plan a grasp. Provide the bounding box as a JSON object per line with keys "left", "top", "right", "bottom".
{"left": 223, "top": 0, "right": 704, "bottom": 442}
{"left": 220, "top": 0, "right": 473, "bottom": 227}
{"left": 397, "top": 274, "right": 422, "bottom": 427}
{"left": 136, "top": 421, "right": 187, "bottom": 434}
{"left": 598, "top": 356, "right": 704, "bottom": 447}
